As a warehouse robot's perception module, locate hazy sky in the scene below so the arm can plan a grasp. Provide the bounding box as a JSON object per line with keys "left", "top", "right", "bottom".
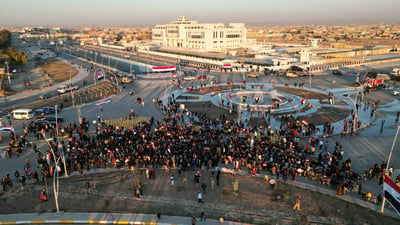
{"left": 1, "top": 0, "right": 399, "bottom": 27}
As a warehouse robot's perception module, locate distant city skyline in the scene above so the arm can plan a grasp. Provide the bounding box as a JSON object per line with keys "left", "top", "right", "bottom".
{"left": 1, "top": 0, "right": 399, "bottom": 27}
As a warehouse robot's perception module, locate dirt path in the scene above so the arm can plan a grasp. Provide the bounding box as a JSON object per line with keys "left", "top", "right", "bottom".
{"left": 1, "top": 169, "right": 398, "bottom": 225}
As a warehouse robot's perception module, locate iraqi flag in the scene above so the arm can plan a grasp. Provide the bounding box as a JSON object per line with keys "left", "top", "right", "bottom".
{"left": 383, "top": 174, "right": 400, "bottom": 216}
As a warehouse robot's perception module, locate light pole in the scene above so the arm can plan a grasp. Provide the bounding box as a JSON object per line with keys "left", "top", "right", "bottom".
{"left": 55, "top": 105, "right": 68, "bottom": 178}
{"left": 381, "top": 125, "right": 400, "bottom": 213}
{"left": 41, "top": 131, "right": 61, "bottom": 213}
{"left": 5, "top": 60, "right": 11, "bottom": 87}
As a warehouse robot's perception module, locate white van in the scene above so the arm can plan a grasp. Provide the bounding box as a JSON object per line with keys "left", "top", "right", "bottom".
{"left": 11, "top": 109, "right": 35, "bottom": 120}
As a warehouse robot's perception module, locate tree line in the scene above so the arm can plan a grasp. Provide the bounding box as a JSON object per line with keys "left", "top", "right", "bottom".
{"left": 0, "top": 30, "right": 28, "bottom": 65}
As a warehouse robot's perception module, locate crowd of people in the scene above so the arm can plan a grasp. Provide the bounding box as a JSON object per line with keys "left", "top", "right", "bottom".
{"left": 1, "top": 84, "right": 390, "bottom": 211}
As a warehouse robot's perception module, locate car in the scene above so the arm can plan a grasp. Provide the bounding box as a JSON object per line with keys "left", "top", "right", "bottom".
{"left": 34, "top": 120, "right": 56, "bottom": 129}
{"left": 44, "top": 116, "right": 64, "bottom": 123}
{"left": 35, "top": 107, "right": 59, "bottom": 116}
{"left": 0, "top": 126, "right": 14, "bottom": 133}
{"left": 246, "top": 72, "right": 259, "bottom": 78}
{"left": 393, "top": 90, "right": 400, "bottom": 96}
{"left": 331, "top": 70, "right": 344, "bottom": 75}
{"left": 183, "top": 76, "right": 196, "bottom": 81}
{"left": 197, "top": 75, "right": 207, "bottom": 80}
{"left": 39, "top": 93, "right": 53, "bottom": 100}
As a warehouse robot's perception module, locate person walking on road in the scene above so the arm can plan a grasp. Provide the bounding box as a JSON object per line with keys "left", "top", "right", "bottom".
{"left": 293, "top": 195, "right": 301, "bottom": 211}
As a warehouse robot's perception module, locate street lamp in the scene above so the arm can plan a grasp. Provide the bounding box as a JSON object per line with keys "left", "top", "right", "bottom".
{"left": 5, "top": 60, "right": 11, "bottom": 87}
{"left": 55, "top": 105, "right": 68, "bottom": 178}
{"left": 41, "top": 131, "right": 61, "bottom": 214}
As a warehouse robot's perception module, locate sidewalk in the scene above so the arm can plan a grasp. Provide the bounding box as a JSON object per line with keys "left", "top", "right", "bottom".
{"left": 0, "top": 212, "right": 246, "bottom": 225}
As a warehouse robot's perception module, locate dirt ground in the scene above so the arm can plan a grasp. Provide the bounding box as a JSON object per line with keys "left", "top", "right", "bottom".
{"left": 1, "top": 169, "right": 398, "bottom": 225}
{"left": 39, "top": 60, "right": 79, "bottom": 83}
{"left": 183, "top": 101, "right": 237, "bottom": 121}
{"left": 297, "top": 106, "right": 350, "bottom": 126}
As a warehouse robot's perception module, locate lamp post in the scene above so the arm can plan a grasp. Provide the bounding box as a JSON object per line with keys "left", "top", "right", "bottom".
{"left": 41, "top": 131, "right": 61, "bottom": 213}
{"left": 5, "top": 60, "right": 11, "bottom": 87}
{"left": 55, "top": 105, "right": 68, "bottom": 178}
{"left": 381, "top": 125, "right": 400, "bottom": 213}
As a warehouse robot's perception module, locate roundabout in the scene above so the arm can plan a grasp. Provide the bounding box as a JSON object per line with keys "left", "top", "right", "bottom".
{"left": 169, "top": 81, "right": 353, "bottom": 132}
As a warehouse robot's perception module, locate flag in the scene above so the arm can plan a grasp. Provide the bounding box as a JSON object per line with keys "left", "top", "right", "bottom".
{"left": 228, "top": 94, "right": 232, "bottom": 99}
{"left": 383, "top": 174, "right": 400, "bottom": 216}
{"left": 302, "top": 120, "right": 309, "bottom": 125}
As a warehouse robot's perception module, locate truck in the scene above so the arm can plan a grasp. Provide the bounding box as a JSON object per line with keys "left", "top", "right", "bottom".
{"left": 57, "top": 84, "right": 78, "bottom": 94}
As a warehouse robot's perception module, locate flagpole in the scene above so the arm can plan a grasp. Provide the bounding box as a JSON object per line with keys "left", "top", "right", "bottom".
{"left": 381, "top": 125, "right": 400, "bottom": 213}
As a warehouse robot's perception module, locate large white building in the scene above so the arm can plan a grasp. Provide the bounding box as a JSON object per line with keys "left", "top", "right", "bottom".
{"left": 152, "top": 16, "right": 247, "bottom": 53}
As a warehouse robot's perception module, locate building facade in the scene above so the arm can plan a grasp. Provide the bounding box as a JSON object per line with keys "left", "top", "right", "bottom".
{"left": 152, "top": 16, "right": 246, "bottom": 53}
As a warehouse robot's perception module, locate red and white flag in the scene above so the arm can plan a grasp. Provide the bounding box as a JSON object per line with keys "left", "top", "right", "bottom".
{"left": 383, "top": 174, "right": 400, "bottom": 216}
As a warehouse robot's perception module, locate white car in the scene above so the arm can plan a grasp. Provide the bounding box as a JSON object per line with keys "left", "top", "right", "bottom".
{"left": 183, "top": 76, "right": 196, "bottom": 81}
{"left": 0, "top": 126, "right": 14, "bottom": 133}
{"left": 393, "top": 91, "right": 399, "bottom": 96}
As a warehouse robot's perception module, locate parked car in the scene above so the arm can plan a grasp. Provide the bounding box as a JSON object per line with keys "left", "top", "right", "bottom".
{"left": 35, "top": 107, "right": 59, "bottom": 116}
{"left": 246, "top": 72, "right": 259, "bottom": 78}
{"left": 331, "top": 70, "right": 344, "bottom": 75}
{"left": 0, "top": 126, "right": 14, "bottom": 133}
{"left": 34, "top": 120, "right": 56, "bottom": 129}
{"left": 39, "top": 93, "right": 53, "bottom": 100}
{"left": 44, "top": 116, "right": 64, "bottom": 123}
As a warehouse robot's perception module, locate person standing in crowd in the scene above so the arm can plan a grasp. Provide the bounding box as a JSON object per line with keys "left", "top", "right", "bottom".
{"left": 191, "top": 216, "right": 196, "bottom": 225}
{"left": 40, "top": 189, "right": 47, "bottom": 203}
{"left": 197, "top": 191, "right": 203, "bottom": 203}
{"left": 200, "top": 209, "right": 206, "bottom": 221}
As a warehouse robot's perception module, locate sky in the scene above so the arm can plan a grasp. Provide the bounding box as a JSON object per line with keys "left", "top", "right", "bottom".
{"left": 0, "top": 0, "right": 399, "bottom": 27}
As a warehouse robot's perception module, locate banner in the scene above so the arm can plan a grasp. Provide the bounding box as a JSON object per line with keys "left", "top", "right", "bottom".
{"left": 383, "top": 174, "right": 400, "bottom": 216}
